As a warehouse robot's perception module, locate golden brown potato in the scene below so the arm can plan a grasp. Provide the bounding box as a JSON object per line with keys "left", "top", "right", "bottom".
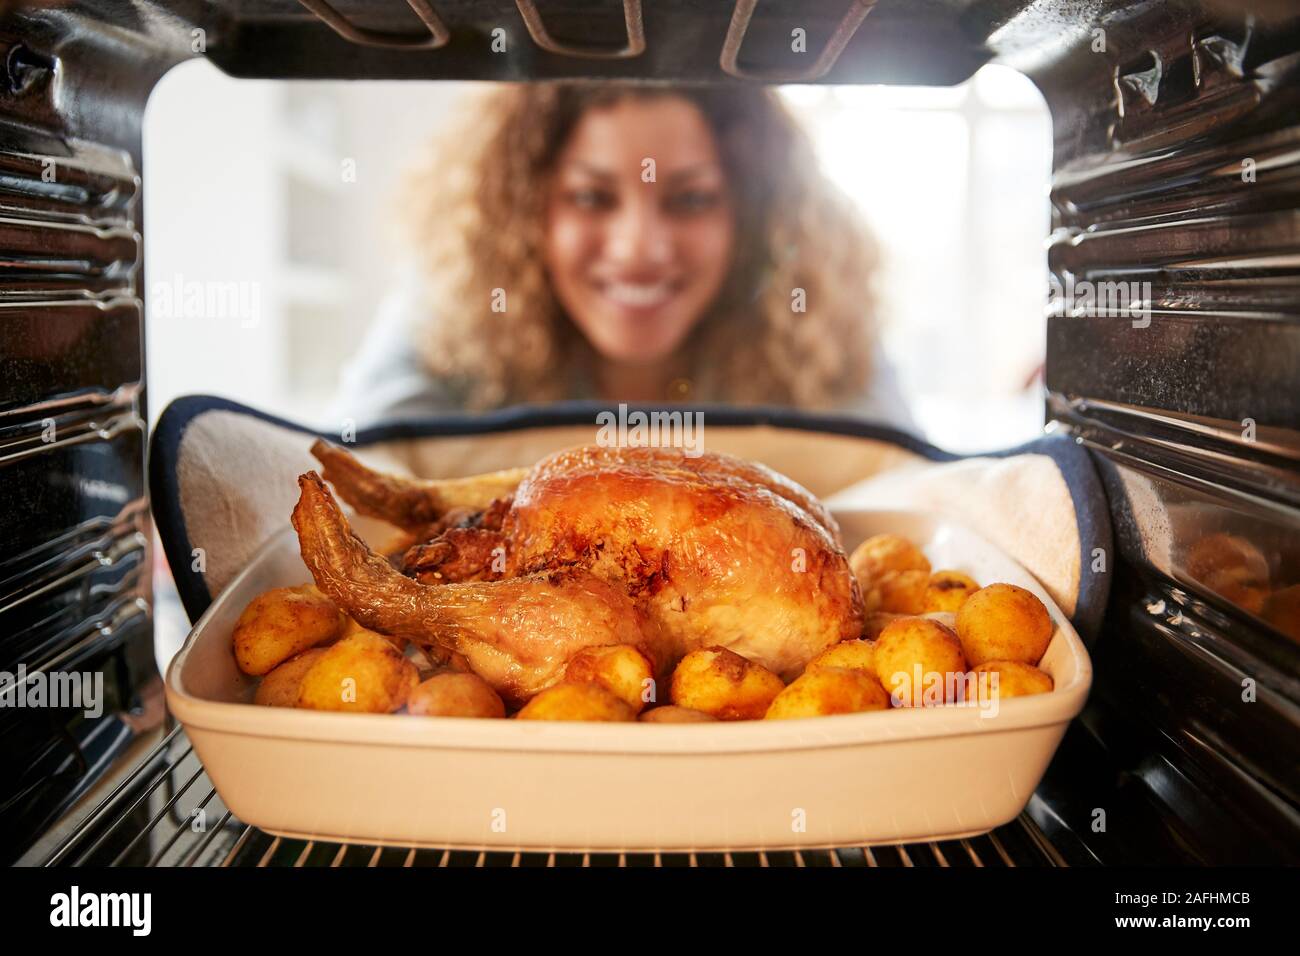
{"left": 407, "top": 671, "right": 506, "bottom": 718}
{"left": 806, "top": 639, "right": 876, "bottom": 676}
{"left": 639, "top": 706, "right": 717, "bottom": 723}
{"left": 849, "top": 533, "right": 931, "bottom": 584}
{"left": 873, "top": 617, "right": 968, "bottom": 707}
{"left": 870, "top": 569, "right": 929, "bottom": 614}
{"left": 1262, "top": 584, "right": 1300, "bottom": 642}
{"left": 1186, "top": 533, "right": 1269, "bottom": 584}
{"left": 514, "top": 682, "right": 636, "bottom": 722}
{"left": 669, "top": 647, "right": 785, "bottom": 721}
{"left": 1200, "top": 572, "right": 1270, "bottom": 614}
{"left": 1186, "top": 533, "right": 1270, "bottom": 613}
{"left": 765, "top": 667, "right": 890, "bottom": 720}
{"left": 862, "top": 611, "right": 904, "bottom": 641}
{"left": 955, "top": 583, "right": 1053, "bottom": 667}
{"left": 923, "top": 611, "right": 957, "bottom": 629}
{"left": 296, "top": 630, "right": 418, "bottom": 713}
{"left": 970, "top": 660, "right": 1054, "bottom": 702}
{"left": 564, "top": 644, "right": 656, "bottom": 713}
{"left": 253, "top": 648, "right": 328, "bottom": 707}
{"left": 924, "top": 570, "right": 980, "bottom": 613}
{"left": 340, "top": 615, "right": 406, "bottom": 652}
{"left": 233, "top": 584, "right": 346, "bottom": 676}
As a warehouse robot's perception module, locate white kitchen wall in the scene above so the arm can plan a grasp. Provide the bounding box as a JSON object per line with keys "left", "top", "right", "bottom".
{"left": 145, "top": 62, "right": 471, "bottom": 428}
{"left": 784, "top": 68, "right": 1052, "bottom": 450}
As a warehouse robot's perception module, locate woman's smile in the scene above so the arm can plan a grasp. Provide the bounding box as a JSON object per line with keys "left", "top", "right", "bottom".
{"left": 592, "top": 276, "right": 686, "bottom": 314}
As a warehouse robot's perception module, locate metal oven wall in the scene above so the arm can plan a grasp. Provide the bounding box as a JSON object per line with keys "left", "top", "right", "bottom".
{"left": 0, "top": 13, "right": 186, "bottom": 861}
{"left": 1031, "top": 6, "right": 1300, "bottom": 862}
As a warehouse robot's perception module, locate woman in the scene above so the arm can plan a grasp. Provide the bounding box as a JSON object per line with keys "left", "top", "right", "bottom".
{"left": 338, "top": 82, "right": 910, "bottom": 426}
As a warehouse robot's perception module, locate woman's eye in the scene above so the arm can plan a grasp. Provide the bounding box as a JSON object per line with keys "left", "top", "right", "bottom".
{"left": 568, "top": 188, "right": 615, "bottom": 210}
{"left": 665, "top": 190, "right": 721, "bottom": 214}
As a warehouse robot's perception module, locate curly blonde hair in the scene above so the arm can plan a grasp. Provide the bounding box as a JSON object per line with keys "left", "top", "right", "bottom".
{"left": 404, "top": 82, "right": 880, "bottom": 410}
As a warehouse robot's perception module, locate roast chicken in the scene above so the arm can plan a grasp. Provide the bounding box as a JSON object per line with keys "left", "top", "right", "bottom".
{"left": 292, "top": 441, "right": 863, "bottom": 705}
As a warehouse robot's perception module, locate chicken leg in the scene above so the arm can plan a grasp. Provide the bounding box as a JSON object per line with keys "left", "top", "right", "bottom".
{"left": 292, "top": 472, "right": 663, "bottom": 704}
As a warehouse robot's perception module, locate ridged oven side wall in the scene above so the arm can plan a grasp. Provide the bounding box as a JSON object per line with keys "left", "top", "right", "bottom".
{"left": 0, "top": 16, "right": 184, "bottom": 862}
{"left": 1033, "top": 8, "right": 1300, "bottom": 863}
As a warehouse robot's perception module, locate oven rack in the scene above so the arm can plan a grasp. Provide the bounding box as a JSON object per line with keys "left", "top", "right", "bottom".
{"left": 33, "top": 725, "right": 1068, "bottom": 868}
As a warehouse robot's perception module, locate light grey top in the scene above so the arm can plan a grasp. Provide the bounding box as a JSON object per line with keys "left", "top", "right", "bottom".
{"left": 332, "top": 276, "right": 916, "bottom": 432}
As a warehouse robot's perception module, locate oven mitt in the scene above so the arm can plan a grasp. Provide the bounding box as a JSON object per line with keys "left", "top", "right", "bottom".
{"left": 150, "top": 395, "right": 1111, "bottom": 642}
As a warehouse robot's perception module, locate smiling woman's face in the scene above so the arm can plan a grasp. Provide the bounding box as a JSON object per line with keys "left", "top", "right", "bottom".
{"left": 543, "top": 96, "right": 737, "bottom": 367}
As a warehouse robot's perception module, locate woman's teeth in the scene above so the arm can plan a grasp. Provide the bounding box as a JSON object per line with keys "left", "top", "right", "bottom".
{"left": 602, "top": 280, "right": 675, "bottom": 308}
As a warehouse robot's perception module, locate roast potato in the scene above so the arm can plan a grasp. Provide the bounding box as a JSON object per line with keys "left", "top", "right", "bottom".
{"left": 870, "top": 569, "right": 929, "bottom": 614}
{"left": 970, "top": 660, "right": 1054, "bottom": 702}
{"left": 873, "top": 617, "right": 968, "bottom": 707}
{"left": 923, "top": 570, "right": 980, "bottom": 613}
{"left": 407, "top": 671, "right": 506, "bottom": 718}
{"left": 1262, "top": 584, "right": 1300, "bottom": 641}
{"left": 253, "top": 648, "right": 328, "bottom": 707}
{"left": 806, "top": 639, "right": 876, "bottom": 675}
{"left": 862, "top": 612, "right": 904, "bottom": 641}
{"left": 765, "top": 666, "right": 890, "bottom": 720}
{"left": 850, "top": 533, "right": 931, "bottom": 583}
{"left": 233, "top": 584, "right": 346, "bottom": 676}
{"left": 515, "top": 682, "right": 636, "bottom": 722}
{"left": 1185, "top": 533, "right": 1270, "bottom": 614}
{"left": 1199, "top": 572, "right": 1270, "bottom": 614}
{"left": 340, "top": 614, "right": 407, "bottom": 652}
{"left": 923, "top": 611, "right": 957, "bottom": 630}
{"left": 669, "top": 646, "right": 785, "bottom": 721}
{"left": 563, "top": 644, "right": 656, "bottom": 713}
{"left": 639, "top": 706, "right": 717, "bottom": 723}
{"left": 296, "top": 630, "right": 419, "bottom": 713}
{"left": 955, "top": 583, "right": 1053, "bottom": 667}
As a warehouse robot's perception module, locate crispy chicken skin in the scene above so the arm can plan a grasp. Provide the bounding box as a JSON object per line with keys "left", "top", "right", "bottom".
{"left": 293, "top": 444, "right": 863, "bottom": 699}
{"left": 403, "top": 527, "right": 507, "bottom": 583}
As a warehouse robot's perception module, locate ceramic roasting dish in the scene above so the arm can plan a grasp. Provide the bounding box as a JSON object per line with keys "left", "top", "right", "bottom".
{"left": 165, "top": 509, "right": 1091, "bottom": 851}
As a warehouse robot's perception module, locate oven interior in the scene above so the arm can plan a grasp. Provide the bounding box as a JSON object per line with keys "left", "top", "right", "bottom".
{"left": 1, "top": 0, "right": 1298, "bottom": 867}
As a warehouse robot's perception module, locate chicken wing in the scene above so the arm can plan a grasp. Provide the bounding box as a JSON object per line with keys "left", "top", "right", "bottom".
{"left": 310, "top": 438, "right": 527, "bottom": 530}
